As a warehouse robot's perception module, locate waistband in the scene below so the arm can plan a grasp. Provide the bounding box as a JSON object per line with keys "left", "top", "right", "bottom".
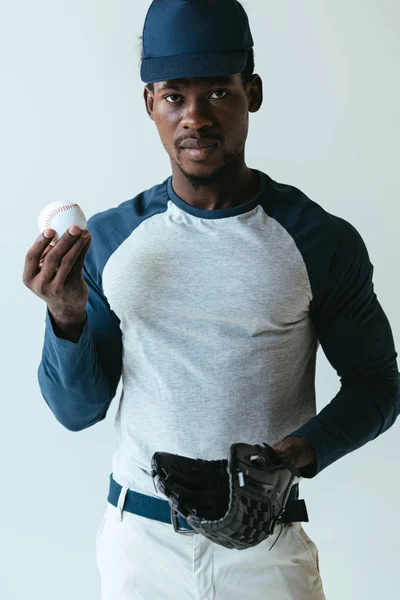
{"left": 107, "top": 473, "right": 302, "bottom": 533}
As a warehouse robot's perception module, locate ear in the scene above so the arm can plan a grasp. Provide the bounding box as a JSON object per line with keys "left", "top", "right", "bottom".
{"left": 247, "top": 75, "right": 263, "bottom": 113}
{"left": 144, "top": 85, "right": 155, "bottom": 120}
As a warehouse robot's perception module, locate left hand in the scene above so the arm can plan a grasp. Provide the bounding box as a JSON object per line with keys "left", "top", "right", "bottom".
{"left": 272, "top": 436, "right": 316, "bottom": 470}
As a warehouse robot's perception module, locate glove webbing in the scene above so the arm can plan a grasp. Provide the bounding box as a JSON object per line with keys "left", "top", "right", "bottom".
{"left": 236, "top": 497, "right": 309, "bottom": 545}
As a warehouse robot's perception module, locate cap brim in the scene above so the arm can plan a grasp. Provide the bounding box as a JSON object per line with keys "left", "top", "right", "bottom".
{"left": 140, "top": 50, "right": 248, "bottom": 84}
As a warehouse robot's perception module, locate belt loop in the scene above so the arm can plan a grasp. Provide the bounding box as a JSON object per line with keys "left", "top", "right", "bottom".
{"left": 116, "top": 485, "right": 129, "bottom": 522}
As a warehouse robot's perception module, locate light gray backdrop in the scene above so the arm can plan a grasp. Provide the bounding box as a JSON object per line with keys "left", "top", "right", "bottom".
{"left": 1, "top": 1, "right": 399, "bottom": 598}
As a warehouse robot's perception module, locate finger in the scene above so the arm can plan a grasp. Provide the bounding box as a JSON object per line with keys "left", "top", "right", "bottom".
{"left": 38, "top": 239, "right": 58, "bottom": 267}
{"left": 23, "top": 230, "right": 56, "bottom": 285}
{"left": 39, "top": 227, "right": 85, "bottom": 281}
{"left": 67, "top": 234, "right": 91, "bottom": 279}
{"left": 53, "top": 234, "right": 91, "bottom": 283}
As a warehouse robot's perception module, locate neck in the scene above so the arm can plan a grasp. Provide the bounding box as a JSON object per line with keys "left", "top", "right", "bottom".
{"left": 170, "top": 158, "right": 260, "bottom": 211}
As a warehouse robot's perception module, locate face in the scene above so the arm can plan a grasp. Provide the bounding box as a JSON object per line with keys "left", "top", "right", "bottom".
{"left": 144, "top": 74, "right": 262, "bottom": 184}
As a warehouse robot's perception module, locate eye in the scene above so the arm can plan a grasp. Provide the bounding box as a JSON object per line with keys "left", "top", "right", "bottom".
{"left": 164, "top": 94, "right": 181, "bottom": 103}
{"left": 163, "top": 89, "right": 229, "bottom": 104}
{"left": 209, "top": 89, "right": 229, "bottom": 100}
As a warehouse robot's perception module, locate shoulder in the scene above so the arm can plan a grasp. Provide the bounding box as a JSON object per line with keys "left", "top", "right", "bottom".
{"left": 84, "top": 178, "right": 170, "bottom": 279}
{"left": 87, "top": 178, "right": 169, "bottom": 237}
{"left": 261, "top": 172, "right": 368, "bottom": 255}
{"left": 259, "top": 173, "right": 372, "bottom": 300}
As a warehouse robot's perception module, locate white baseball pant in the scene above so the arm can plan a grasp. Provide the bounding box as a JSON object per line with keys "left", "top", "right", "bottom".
{"left": 95, "top": 498, "right": 326, "bottom": 600}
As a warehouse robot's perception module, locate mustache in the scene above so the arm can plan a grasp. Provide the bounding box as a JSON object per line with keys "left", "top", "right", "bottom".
{"left": 175, "top": 133, "right": 223, "bottom": 148}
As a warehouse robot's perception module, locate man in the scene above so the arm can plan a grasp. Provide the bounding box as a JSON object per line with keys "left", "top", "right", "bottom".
{"left": 23, "top": 1, "right": 399, "bottom": 599}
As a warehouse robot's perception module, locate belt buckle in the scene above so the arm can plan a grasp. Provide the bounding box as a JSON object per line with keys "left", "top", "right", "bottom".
{"left": 170, "top": 506, "right": 197, "bottom": 535}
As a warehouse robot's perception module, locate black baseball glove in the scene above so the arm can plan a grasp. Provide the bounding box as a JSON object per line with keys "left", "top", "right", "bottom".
{"left": 151, "top": 442, "right": 305, "bottom": 550}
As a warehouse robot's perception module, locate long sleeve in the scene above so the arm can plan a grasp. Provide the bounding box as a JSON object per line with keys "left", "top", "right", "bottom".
{"left": 285, "top": 216, "right": 400, "bottom": 477}
{"left": 37, "top": 218, "right": 123, "bottom": 431}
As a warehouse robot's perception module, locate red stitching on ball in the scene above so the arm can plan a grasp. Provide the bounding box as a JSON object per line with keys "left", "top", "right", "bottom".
{"left": 44, "top": 204, "right": 80, "bottom": 228}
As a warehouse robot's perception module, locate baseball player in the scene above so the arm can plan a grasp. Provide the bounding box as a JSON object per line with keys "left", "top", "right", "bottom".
{"left": 23, "top": 1, "right": 400, "bottom": 599}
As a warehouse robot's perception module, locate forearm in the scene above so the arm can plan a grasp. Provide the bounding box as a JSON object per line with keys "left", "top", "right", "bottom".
{"left": 38, "top": 308, "right": 119, "bottom": 431}
{"left": 283, "top": 373, "right": 400, "bottom": 478}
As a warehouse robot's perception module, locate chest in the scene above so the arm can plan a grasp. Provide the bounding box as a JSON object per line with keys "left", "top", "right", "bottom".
{"left": 102, "top": 215, "right": 312, "bottom": 333}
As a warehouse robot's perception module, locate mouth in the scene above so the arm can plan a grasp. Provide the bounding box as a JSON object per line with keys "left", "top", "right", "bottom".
{"left": 180, "top": 144, "right": 218, "bottom": 161}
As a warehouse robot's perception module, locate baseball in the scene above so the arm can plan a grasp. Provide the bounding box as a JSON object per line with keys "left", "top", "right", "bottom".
{"left": 38, "top": 201, "right": 87, "bottom": 241}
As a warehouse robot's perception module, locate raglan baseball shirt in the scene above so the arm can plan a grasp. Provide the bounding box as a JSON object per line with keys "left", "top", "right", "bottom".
{"left": 38, "top": 170, "right": 400, "bottom": 497}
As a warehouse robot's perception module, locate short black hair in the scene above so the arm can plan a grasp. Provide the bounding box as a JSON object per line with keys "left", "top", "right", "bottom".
{"left": 143, "top": 48, "right": 255, "bottom": 93}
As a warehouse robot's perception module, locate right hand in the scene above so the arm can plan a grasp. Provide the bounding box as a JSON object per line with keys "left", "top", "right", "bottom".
{"left": 23, "top": 226, "right": 92, "bottom": 321}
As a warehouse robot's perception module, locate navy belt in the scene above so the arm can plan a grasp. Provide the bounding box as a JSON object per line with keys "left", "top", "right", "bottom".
{"left": 107, "top": 474, "right": 303, "bottom": 534}
{"left": 108, "top": 474, "right": 195, "bottom": 532}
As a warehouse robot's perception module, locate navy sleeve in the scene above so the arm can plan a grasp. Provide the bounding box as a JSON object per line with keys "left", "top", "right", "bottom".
{"left": 37, "top": 217, "right": 123, "bottom": 431}
{"left": 285, "top": 216, "right": 400, "bottom": 477}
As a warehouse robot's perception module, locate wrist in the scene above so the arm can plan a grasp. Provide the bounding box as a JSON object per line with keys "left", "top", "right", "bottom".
{"left": 273, "top": 436, "right": 316, "bottom": 470}
{"left": 48, "top": 306, "right": 87, "bottom": 343}
{"left": 48, "top": 305, "right": 87, "bottom": 325}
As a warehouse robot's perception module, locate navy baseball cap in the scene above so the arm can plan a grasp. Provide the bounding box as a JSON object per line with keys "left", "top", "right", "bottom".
{"left": 140, "top": 0, "right": 254, "bottom": 84}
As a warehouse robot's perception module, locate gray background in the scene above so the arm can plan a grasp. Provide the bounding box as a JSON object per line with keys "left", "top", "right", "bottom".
{"left": 1, "top": 0, "right": 399, "bottom": 598}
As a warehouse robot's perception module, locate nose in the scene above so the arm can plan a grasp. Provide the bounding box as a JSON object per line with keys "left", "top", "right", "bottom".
{"left": 180, "top": 97, "right": 214, "bottom": 130}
